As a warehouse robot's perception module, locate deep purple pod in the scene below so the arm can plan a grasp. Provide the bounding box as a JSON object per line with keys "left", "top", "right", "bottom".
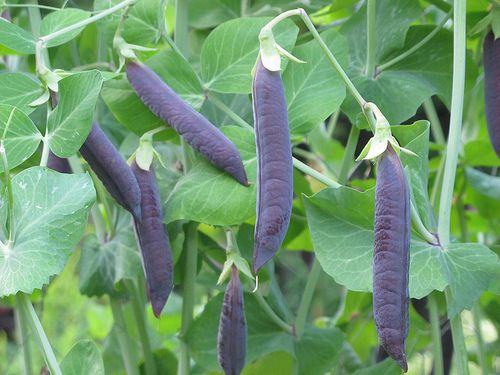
{"left": 80, "top": 122, "right": 142, "bottom": 221}
{"left": 47, "top": 151, "right": 71, "bottom": 174}
{"left": 217, "top": 265, "right": 246, "bottom": 375}
{"left": 373, "top": 145, "right": 410, "bottom": 372}
{"left": 484, "top": 32, "right": 500, "bottom": 158}
{"left": 251, "top": 59, "right": 293, "bottom": 273}
{"left": 126, "top": 61, "right": 248, "bottom": 186}
{"left": 131, "top": 161, "right": 173, "bottom": 318}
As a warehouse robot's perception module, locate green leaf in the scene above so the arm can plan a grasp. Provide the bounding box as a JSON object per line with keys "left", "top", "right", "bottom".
{"left": 283, "top": 29, "right": 347, "bottom": 136}
{"left": 0, "top": 105, "right": 42, "bottom": 172}
{"left": 164, "top": 126, "right": 256, "bottom": 226}
{"left": 0, "top": 73, "right": 43, "bottom": 114}
{"left": 295, "top": 327, "right": 344, "bottom": 375}
{"left": 0, "top": 168, "right": 95, "bottom": 296}
{"left": 351, "top": 358, "right": 401, "bottom": 375}
{"left": 94, "top": 0, "right": 164, "bottom": 45}
{"left": 464, "top": 140, "right": 500, "bottom": 167}
{"left": 201, "top": 17, "right": 299, "bottom": 94}
{"left": 102, "top": 50, "right": 203, "bottom": 135}
{"left": 465, "top": 167, "right": 500, "bottom": 200}
{"left": 48, "top": 71, "right": 103, "bottom": 157}
{"left": 250, "top": 0, "right": 331, "bottom": 14}
{"left": 202, "top": 93, "right": 253, "bottom": 128}
{"left": 189, "top": 0, "right": 240, "bottom": 29}
{"left": 60, "top": 340, "right": 104, "bottom": 375}
{"left": 0, "top": 18, "right": 36, "bottom": 54}
{"left": 40, "top": 8, "right": 90, "bottom": 47}
{"left": 241, "top": 351, "right": 294, "bottom": 375}
{"left": 78, "top": 209, "right": 142, "bottom": 297}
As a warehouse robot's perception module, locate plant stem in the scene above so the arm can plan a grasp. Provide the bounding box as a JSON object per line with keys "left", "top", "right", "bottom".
{"left": 423, "top": 98, "right": 446, "bottom": 146}
{"left": 254, "top": 292, "right": 294, "bottom": 334}
{"left": 428, "top": 294, "right": 444, "bottom": 375}
{"left": 445, "top": 290, "right": 469, "bottom": 375}
{"left": 5, "top": 3, "right": 61, "bottom": 11}
{"left": 17, "top": 293, "right": 62, "bottom": 375}
{"left": 338, "top": 125, "right": 360, "bottom": 183}
{"left": 378, "top": 9, "right": 452, "bottom": 72}
{"left": 38, "top": 0, "right": 136, "bottom": 45}
{"left": 178, "top": 222, "right": 198, "bottom": 375}
{"left": 15, "top": 304, "right": 33, "bottom": 375}
{"left": 411, "top": 201, "right": 438, "bottom": 245}
{"left": 365, "top": 0, "right": 376, "bottom": 77}
{"left": 207, "top": 93, "right": 342, "bottom": 188}
{"left": 437, "top": 0, "right": 466, "bottom": 248}
{"left": 472, "top": 303, "right": 489, "bottom": 375}
{"left": 110, "top": 298, "right": 140, "bottom": 375}
{"left": 295, "top": 258, "right": 322, "bottom": 337}
{"left": 174, "top": 0, "right": 189, "bottom": 58}
{"left": 125, "top": 280, "right": 157, "bottom": 375}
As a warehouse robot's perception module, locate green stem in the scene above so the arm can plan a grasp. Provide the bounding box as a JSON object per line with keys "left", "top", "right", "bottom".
{"left": 174, "top": 0, "right": 189, "bottom": 58}
{"left": 178, "top": 222, "right": 198, "bottom": 375}
{"left": 207, "top": 93, "right": 341, "bottom": 188}
{"left": 110, "top": 298, "right": 140, "bottom": 375}
{"left": 428, "top": 295, "right": 444, "bottom": 375}
{"left": 365, "top": 0, "right": 376, "bottom": 77}
{"left": 254, "top": 292, "right": 294, "bottom": 334}
{"left": 5, "top": 3, "right": 61, "bottom": 11}
{"left": 338, "top": 125, "right": 360, "bottom": 183}
{"left": 38, "top": 0, "right": 136, "bottom": 45}
{"left": 423, "top": 98, "right": 446, "bottom": 146}
{"left": 15, "top": 305, "right": 33, "bottom": 375}
{"left": 17, "top": 294, "right": 62, "bottom": 375}
{"left": 378, "top": 9, "right": 452, "bottom": 72}
{"left": 294, "top": 258, "right": 322, "bottom": 337}
{"left": 472, "top": 303, "right": 489, "bottom": 375}
{"left": 125, "top": 280, "right": 157, "bottom": 375}
{"left": 437, "top": 0, "right": 466, "bottom": 248}
{"left": 411, "top": 201, "right": 438, "bottom": 245}
{"left": 445, "top": 289, "right": 469, "bottom": 375}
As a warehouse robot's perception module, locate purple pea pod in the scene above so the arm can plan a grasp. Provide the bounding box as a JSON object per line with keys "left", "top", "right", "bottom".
{"left": 126, "top": 61, "right": 248, "bottom": 186}
{"left": 217, "top": 265, "right": 246, "bottom": 375}
{"left": 373, "top": 144, "right": 410, "bottom": 372}
{"left": 484, "top": 31, "right": 500, "bottom": 158}
{"left": 79, "top": 122, "right": 142, "bottom": 221}
{"left": 47, "top": 151, "right": 71, "bottom": 174}
{"left": 131, "top": 160, "right": 173, "bottom": 318}
{"left": 251, "top": 58, "right": 293, "bottom": 273}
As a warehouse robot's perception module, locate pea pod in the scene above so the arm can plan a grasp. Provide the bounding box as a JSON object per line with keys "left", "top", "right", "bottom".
{"left": 47, "top": 152, "right": 71, "bottom": 174}
{"left": 252, "top": 58, "right": 293, "bottom": 273}
{"left": 131, "top": 160, "right": 173, "bottom": 318}
{"left": 79, "top": 122, "right": 142, "bottom": 221}
{"left": 126, "top": 61, "right": 248, "bottom": 186}
{"left": 373, "top": 144, "right": 410, "bottom": 372}
{"left": 483, "top": 31, "right": 500, "bottom": 157}
{"left": 217, "top": 265, "right": 246, "bottom": 375}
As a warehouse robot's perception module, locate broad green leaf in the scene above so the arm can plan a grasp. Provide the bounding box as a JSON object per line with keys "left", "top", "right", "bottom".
{"left": 78, "top": 209, "right": 142, "bottom": 297}
{"left": 0, "top": 73, "right": 43, "bottom": 114}
{"left": 250, "top": 0, "right": 331, "bottom": 14}
{"left": 201, "top": 93, "right": 253, "bottom": 128}
{"left": 465, "top": 168, "right": 500, "bottom": 200}
{"left": 352, "top": 358, "right": 401, "bottom": 375}
{"left": 0, "top": 105, "right": 42, "bottom": 171}
{"left": 94, "top": 0, "right": 165, "bottom": 45}
{"left": 201, "top": 17, "right": 299, "bottom": 94}
{"left": 164, "top": 126, "right": 256, "bottom": 226}
{"left": 283, "top": 29, "right": 347, "bottom": 136}
{"left": 60, "top": 340, "right": 104, "bottom": 375}
{"left": 295, "top": 327, "right": 344, "bottom": 375}
{"left": 189, "top": 0, "right": 240, "bottom": 29}
{"left": 0, "top": 18, "right": 36, "bottom": 54}
{"left": 40, "top": 9, "right": 90, "bottom": 47}
{"left": 304, "top": 185, "right": 500, "bottom": 316}
{"left": 102, "top": 50, "right": 204, "bottom": 135}
{"left": 242, "top": 351, "right": 294, "bottom": 375}
{"left": 464, "top": 139, "right": 500, "bottom": 167}
{"left": 0, "top": 168, "right": 95, "bottom": 296}
{"left": 48, "top": 71, "right": 103, "bottom": 157}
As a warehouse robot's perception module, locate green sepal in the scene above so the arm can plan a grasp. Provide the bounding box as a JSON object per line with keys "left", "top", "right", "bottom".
{"left": 217, "top": 252, "right": 253, "bottom": 285}
{"left": 29, "top": 89, "right": 50, "bottom": 107}
{"left": 135, "top": 132, "right": 154, "bottom": 171}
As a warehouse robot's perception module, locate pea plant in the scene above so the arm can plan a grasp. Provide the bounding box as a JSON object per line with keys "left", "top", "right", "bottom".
{"left": 0, "top": 0, "right": 499, "bottom": 374}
